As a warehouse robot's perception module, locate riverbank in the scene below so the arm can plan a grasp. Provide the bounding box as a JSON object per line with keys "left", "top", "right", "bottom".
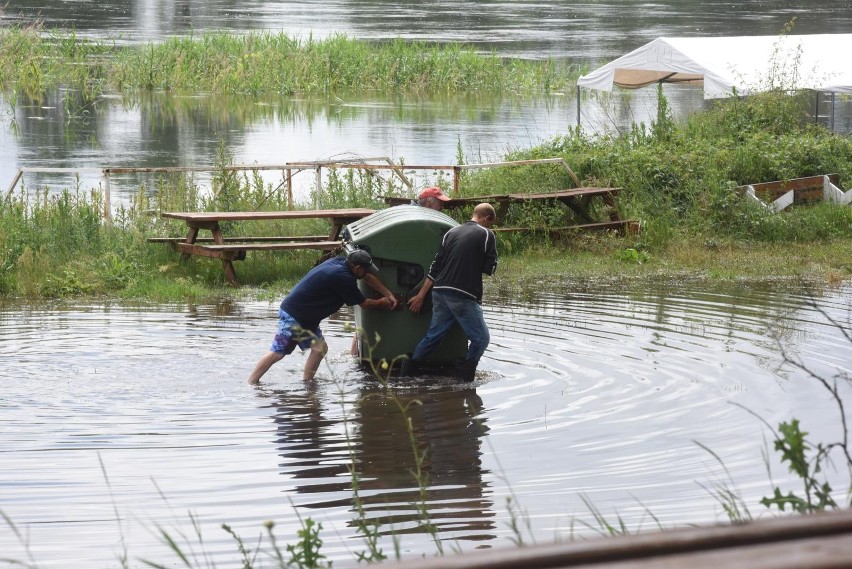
{"left": 3, "top": 230, "right": 847, "bottom": 306}
{"left": 2, "top": 166, "right": 851, "bottom": 303}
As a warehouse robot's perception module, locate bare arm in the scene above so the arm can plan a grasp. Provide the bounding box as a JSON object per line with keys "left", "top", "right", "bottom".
{"left": 363, "top": 273, "right": 398, "bottom": 309}
{"left": 359, "top": 297, "right": 394, "bottom": 310}
{"left": 407, "top": 277, "right": 433, "bottom": 314}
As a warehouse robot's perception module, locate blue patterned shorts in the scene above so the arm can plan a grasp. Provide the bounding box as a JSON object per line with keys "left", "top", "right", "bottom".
{"left": 270, "top": 309, "right": 323, "bottom": 355}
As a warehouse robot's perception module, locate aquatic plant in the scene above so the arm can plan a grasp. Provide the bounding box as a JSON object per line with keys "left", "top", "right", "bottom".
{"left": 0, "top": 27, "right": 581, "bottom": 98}
{"left": 696, "top": 299, "right": 852, "bottom": 521}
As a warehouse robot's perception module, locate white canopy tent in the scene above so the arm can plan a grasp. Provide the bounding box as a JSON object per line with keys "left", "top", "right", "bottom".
{"left": 576, "top": 34, "right": 852, "bottom": 126}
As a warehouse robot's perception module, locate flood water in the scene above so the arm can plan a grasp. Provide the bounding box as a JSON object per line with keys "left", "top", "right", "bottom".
{"left": 2, "top": 280, "right": 851, "bottom": 567}
{"left": 3, "top": 1, "right": 852, "bottom": 205}
{"left": 3, "top": 5, "right": 852, "bottom": 564}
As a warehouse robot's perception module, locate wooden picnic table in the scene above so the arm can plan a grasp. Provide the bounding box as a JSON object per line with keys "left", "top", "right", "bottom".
{"left": 384, "top": 188, "right": 637, "bottom": 232}
{"left": 157, "top": 208, "right": 375, "bottom": 285}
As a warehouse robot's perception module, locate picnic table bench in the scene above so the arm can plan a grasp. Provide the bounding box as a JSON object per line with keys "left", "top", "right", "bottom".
{"left": 385, "top": 188, "right": 639, "bottom": 234}
{"left": 152, "top": 208, "right": 375, "bottom": 285}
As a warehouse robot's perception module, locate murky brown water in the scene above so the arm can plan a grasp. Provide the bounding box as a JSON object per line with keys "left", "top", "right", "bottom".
{"left": 2, "top": 280, "right": 851, "bottom": 567}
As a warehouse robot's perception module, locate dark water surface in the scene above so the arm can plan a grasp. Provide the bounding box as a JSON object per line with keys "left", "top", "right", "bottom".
{"left": 2, "top": 281, "right": 851, "bottom": 567}
{"left": 5, "top": 0, "right": 852, "bottom": 60}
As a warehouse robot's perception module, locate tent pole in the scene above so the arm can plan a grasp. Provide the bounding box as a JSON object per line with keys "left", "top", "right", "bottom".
{"left": 831, "top": 92, "right": 836, "bottom": 132}
{"left": 814, "top": 91, "right": 819, "bottom": 125}
{"left": 576, "top": 86, "right": 581, "bottom": 127}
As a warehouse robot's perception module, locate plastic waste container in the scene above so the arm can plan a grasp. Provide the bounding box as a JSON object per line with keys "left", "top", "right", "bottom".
{"left": 344, "top": 205, "right": 468, "bottom": 371}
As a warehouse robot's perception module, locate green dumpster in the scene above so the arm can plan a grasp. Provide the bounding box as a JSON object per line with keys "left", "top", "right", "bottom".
{"left": 344, "top": 206, "right": 468, "bottom": 369}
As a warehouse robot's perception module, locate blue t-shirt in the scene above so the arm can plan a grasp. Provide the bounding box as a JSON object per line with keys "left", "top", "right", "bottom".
{"left": 280, "top": 256, "right": 366, "bottom": 329}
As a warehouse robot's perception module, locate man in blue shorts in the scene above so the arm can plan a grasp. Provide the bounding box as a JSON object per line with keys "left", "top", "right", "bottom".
{"left": 248, "top": 250, "right": 398, "bottom": 384}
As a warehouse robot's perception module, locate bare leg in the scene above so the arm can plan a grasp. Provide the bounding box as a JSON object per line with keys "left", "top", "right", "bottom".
{"left": 248, "top": 351, "right": 284, "bottom": 384}
{"left": 304, "top": 340, "right": 328, "bottom": 381}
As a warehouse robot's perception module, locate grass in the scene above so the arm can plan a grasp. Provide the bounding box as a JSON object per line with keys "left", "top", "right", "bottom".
{"left": 2, "top": 157, "right": 851, "bottom": 303}
{"left": 3, "top": 23, "right": 852, "bottom": 301}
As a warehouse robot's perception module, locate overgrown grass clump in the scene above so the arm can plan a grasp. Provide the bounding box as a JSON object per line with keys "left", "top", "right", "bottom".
{"left": 0, "top": 23, "right": 581, "bottom": 98}
{"left": 459, "top": 87, "right": 852, "bottom": 253}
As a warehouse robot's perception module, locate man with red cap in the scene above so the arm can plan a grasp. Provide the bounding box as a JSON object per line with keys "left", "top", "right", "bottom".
{"left": 411, "top": 186, "right": 451, "bottom": 211}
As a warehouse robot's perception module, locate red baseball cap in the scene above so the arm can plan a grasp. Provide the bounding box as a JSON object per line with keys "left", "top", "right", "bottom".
{"left": 418, "top": 187, "right": 451, "bottom": 201}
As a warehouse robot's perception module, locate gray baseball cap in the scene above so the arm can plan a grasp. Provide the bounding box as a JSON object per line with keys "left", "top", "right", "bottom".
{"left": 347, "top": 250, "right": 379, "bottom": 274}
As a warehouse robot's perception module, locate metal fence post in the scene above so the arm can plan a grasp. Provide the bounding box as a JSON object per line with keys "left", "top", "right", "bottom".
{"left": 103, "top": 169, "right": 111, "bottom": 221}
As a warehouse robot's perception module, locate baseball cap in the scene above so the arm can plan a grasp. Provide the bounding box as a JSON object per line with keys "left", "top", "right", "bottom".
{"left": 418, "top": 186, "right": 451, "bottom": 201}
{"left": 347, "top": 250, "right": 379, "bottom": 274}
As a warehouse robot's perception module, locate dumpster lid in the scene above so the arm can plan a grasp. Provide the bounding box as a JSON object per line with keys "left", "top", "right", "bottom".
{"left": 345, "top": 205, "right": 458, "bottom": 243}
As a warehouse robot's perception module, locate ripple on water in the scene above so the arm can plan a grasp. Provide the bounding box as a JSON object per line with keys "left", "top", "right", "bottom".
{"left": 1, "top": 283, "right": 851, "bottom": 566}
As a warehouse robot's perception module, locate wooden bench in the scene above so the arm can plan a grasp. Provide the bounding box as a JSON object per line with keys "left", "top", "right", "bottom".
{"left": 494, "top": 220, "right": 641, "bottom": 235}
{"left": 153, "top": 208, "right": 375, "bottom": 285}
{"left": 147, "top": 235, "right": 329, "bottom": 249}
{"left": 385, "top": 187, "right": 639, "bottom": 234}
{"left": 737, "top": 173, "right": 849, "bottom": 211}
{"left": 379, "top": 508, "right": 852, "bottom": 569}
{"left": 174, "top": 239, "right": 342, "bottom": 261}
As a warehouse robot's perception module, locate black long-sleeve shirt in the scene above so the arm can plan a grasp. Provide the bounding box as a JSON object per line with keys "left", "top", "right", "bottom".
{"left": 427, "top": 221, "right": 498, "bottom": 303}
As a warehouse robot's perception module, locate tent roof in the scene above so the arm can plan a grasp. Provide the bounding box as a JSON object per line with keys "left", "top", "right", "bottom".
{"left": 577, "top": 34, "right": 852, "bottom": 99}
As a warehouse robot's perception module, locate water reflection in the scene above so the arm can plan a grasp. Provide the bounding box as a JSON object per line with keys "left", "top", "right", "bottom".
{"left": 265, "top": 381, "right": 494, "bottom": 542}
{"left": 1, "top": 282, "right": 851, "bottom": 567}
{"left": 2, "top": 89, "right": 577, "bottom": 204}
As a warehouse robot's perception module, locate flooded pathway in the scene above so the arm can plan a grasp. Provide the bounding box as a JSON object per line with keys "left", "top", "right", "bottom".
{"left": 2, "top": 280, "right": 850, "bottom": 566}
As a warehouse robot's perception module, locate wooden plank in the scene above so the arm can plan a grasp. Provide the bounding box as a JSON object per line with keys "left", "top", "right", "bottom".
{"left": 380, "top": 509, "right": 852, "bottom": 569}
{"left": 147, "top": 235, "right": 327, "bottom": 243}
{"left": 560, "top": 535, "right": 852, "bottom": 569}
{"left": 193, "top": 241, "right": 342, "bottom": 251}
{"left": 745, "top": 173, "right": 839, "bottom": 193}
{"left": 493, "top": 221, "right": 633, "bottom": 233}
{"left": 175, "top": 240, "right": 341, "bottom": 259}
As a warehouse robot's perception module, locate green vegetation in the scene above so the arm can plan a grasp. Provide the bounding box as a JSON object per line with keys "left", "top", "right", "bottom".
{"left": 0, "top": 24, "right": 581, "bottom": 99}
{"left": 3, "top": 20, "right": 850, "bottom": 567}
{"left": 3, "top": 79, "right": 850, "bottom": 302}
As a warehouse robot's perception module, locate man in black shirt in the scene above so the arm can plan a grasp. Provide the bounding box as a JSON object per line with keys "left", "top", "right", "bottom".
{"left": 406, "top": 203, "right": 498, "bottom": 381}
